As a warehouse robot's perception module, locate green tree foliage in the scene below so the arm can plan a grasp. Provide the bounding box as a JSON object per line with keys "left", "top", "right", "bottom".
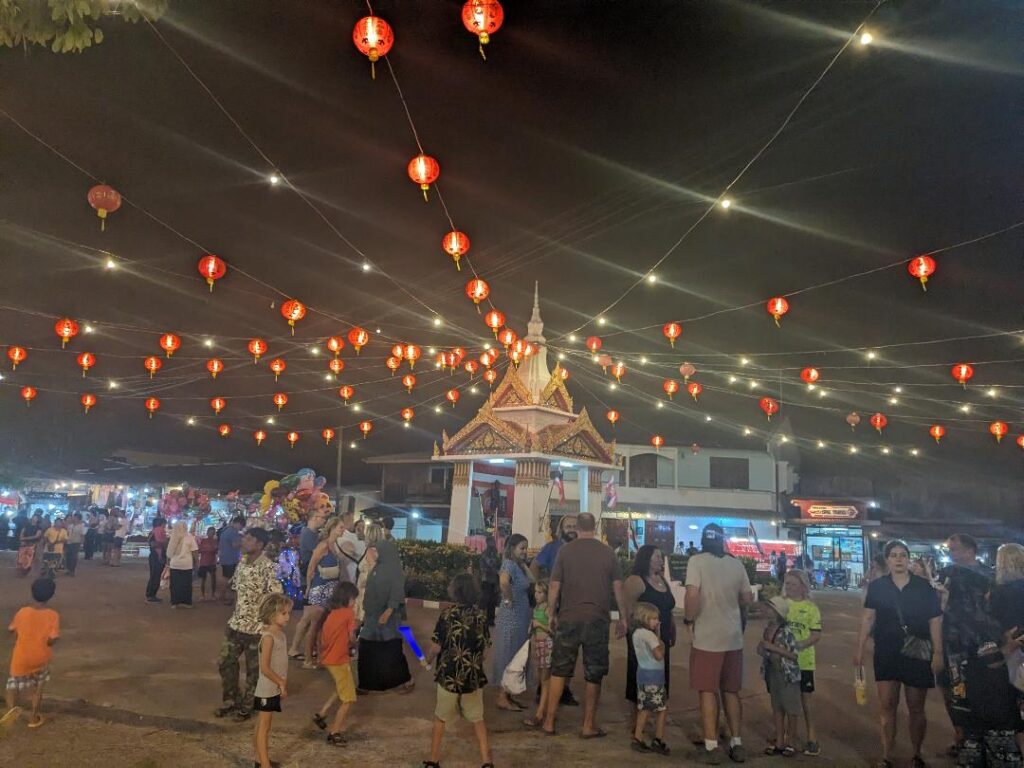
{"left": 0, "top": 0, "right": 167, "bottom": 53}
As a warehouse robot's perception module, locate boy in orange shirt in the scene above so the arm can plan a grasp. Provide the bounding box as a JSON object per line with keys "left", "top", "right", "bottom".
{"left": 3, "top": 578, "right": 60, "bottom": 732}
{"left": 312, "top": 581, "right": 358, "bottom": 746}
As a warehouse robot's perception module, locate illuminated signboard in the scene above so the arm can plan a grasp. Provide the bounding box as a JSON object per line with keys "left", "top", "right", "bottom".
{"left": 791, "top": 499, "right": 866, "bottom": 521}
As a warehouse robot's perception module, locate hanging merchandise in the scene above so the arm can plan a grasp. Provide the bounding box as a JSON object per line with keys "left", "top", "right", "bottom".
{"left": 408, "top": 154, "right": 440, "bottom": 201}
{"left": 662, "top": 322, "right": 682, "bottom": 347}
{"left": 443, "top": 231, "right": 471, "bottom": 271}
{"left": 54, "top": 317, "right": 79, "bottom": 348}
{"left": 907, "top": 255, "right": 936, "bottom": 291}
{"left": 248, "top": 338, "right": 268, "bottom": 363}
{"left": 352, "top": 15, "right": 394, "bottom": 79}
{"left": 87, "top": 184, "right": 121, "bottom": 230}
{"left": 461, "top": 0, "right": 504, "bottom": 59}
{"left": 7, "top": 346, "right": 27, "bottom": 370}
{"left": 766, "top": 297, "right": 789, "bottom": 327}
{"left": 197, "top": 255, "right": 227, "bottom": 291}
{"left": 280, "top": 299, "right": 306, "bottom": 335}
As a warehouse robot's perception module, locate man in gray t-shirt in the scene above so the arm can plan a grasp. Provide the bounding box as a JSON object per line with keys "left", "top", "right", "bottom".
{"left": 298, "top": 510, "right": 326, "bottom": 591}
{"left": 684, "top": 523, "right": 752, "bottom": 764}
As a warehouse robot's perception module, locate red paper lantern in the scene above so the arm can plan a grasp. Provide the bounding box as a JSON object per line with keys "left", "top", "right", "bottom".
{"left": 352, "top": 15, "right": 394, "bottom": 78}
{"left": 800, "top": 367, "right": 820, "bottom": 384}
{"left": 87, "top": 184, "right": 121, "bottom": 230}
{"left": 280, "top": 299, "right": 306, "bottom": 335}
{"left": 759, "top": 396, "right": 780, "bottom": 421}
{"left": 54, "top": 318, "right": 79, "bottom": 348}
{"left": 908, "top": 255, "right": 936, "bottom": 291}
{"left": 651, "top": 435, "right": 665, "bottom": 451}
{"left": 404, "top": 344, "right": 422, "bottom": 368}
{"left": 611, "top": 361, "right": 626, "bottom": 383}
{"left": 329, "top": 358, "right": 345, "bottom": 377}
{"left": 268, "top": 358, "right": 287, "bottom": 381}
{"left": 159, "top": 333, "right": 181, "bottom": 357}
{"left": 1016, "top": 434, "right": 1024, "bottom": 450}
{"left": 218, "top": 423, "right": 232, "bottom": 438}
{"left": 464, "top": 360, "right": 479, "bottom": 378}
{"left": 76, "top": 352, "right": 95, "bottom": 377}
{"left": 359, "top": 420, "right": 373, "bottom": 439}
{"left": 322, "top": 427, "right": 335, "bottom": 446}
{"left": 606, "top": 409, "right": 620, "bottom": 426}
{"left": 386, "top": 356, "right": 402, "bottom": 375}
{"left": 847, "top": 412, "right": 861, "bottom": 430}
{"left": 483, "top": 369, "right": 498, "bottom": 386}
{"left": 466, "top": 278, "right": 490, "bottom": 307}
{"left": 951, "top": 363, "right": 974, "bottom": 388}
{"left": 144, "top": 355, "right": 162, "bottom": 378}
{"left": 401, "top": 407, "right": 415, "bottom": 423}
{"left": 7, "top": 346, "right": 27, "bottom": 370}
{"left": 586, "top": 336, "right": 602, "bottom": 353}
{"left": 391, "top": 343, "right": 405, "bottom": 360}
{"left": 483, "top": 309, "right": 504, "bottom": 336}
{"left": 989, "top": 421, "right": 1009, "bottom": 443}
{"left": 767, "top": 297, "right": 789, "bottom": 327}
{"left": 273, "top": 392, "right": 288, "bottom": 411}
{"left": 446, "top": 388, "right": 460, "bottom": 407}
{"left": 248, "top": 338, "right": 268, "bottom": 363}
{"left": 558, "top": 366, "right": 570, "bottom": 381}
{"left": 498, "top": 328, "right": 517, "bottom": 348}
{"left": 508, "top": 349, "right": 523, "bottom": 367}
{"left": 687, "top": 381, "right": 703, "bottom": 401}
{"left": 20, "top": 386, "right": 37, "bottom": 406}
{"left": 348, "top": 327, "right": 369, "bottom": 354}
{"left": 401, "top": 373, "right": 417, "bottom": 393}
{"left": 663, "top": 379, "right": 679, "bottom": 400}
{"left": 461, "top": 0, "right": 504, "bottom": 59}
{"left": 206, "top": 358, "right": 224, "bottom": 378}
{"left": 197, "top": 255, "right": 226, "bottom": 291}
{"left": 662, "top": 322, "right": 682, "bottom": 347}
{"left": 929, "top": 424, "right": 946, "bottom": 444}
{"left": 144, "top": 397, "right": 160, "bottom": 419}
{"left": 338, "top": 385, "right": 355, "bottom": 404}
{"left": 254, "top": 429, "right": 267, "bottom": 446}
{"left": 452, "top": 347, "right": 467, "bottom": 364}
{"left": 81, "top": 393, "right": 96, "bottom": 413}
{"left": 326, "top": 336, "right": 345, "bottom": 357}
{"left": 443, "top": 231, "right": 471, "bottom": 271}
{"left": 408, "top": 154, "right": 440, "bottom": 201}
{"left": 678, "top": 362, "right": 695, "bottom": 381}
{"left": 210, "top": 397, "right": 226, "bottom": 415}
{"left": 287, "top": 431, "right": 300, "bottom": 448}
{"left": 596, "top": 353, "right": 612, "bottom": 373}
{"left": 870, "top": 412, "right": 888, "bottom": 434}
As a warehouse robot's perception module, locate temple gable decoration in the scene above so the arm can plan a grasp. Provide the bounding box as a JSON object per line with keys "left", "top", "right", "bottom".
{"left": 535, "top": 407, "right": 614, "bottom": 464}
{"left": 490, "top": 364, "right": 535, "bottom": 409}
{"left": 441, "top": 398, "right": 529, "bottom": 455}
{"left": 538, "top": 364, "right": 573, "bottom": 413}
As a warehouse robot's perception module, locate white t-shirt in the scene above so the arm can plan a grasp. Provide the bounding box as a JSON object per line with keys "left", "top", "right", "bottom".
{"left": 169, "top": 533, "right": 198, "bottom": 570}
{"left": 338, "top": 529, "right": 366, "bottom": 584}
{"left": 684, "top": 552, "right": 751, "bottom": 652}
{"left": 115, "top": 518, "right": 130, "bottom": 538}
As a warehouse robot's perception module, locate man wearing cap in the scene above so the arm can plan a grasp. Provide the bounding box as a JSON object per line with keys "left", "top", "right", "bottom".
{"left": 685, "top": 523, "right": 753, "bottom": 764}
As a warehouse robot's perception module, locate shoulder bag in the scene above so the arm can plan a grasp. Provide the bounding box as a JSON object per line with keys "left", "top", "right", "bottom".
{"left": 895, "top": 597, "right": 933, "bottom": 661}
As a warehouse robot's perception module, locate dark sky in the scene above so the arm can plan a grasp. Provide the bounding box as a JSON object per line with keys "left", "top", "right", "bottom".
{"left": 0, "top": 0, "right": 1021, "bottom": 497}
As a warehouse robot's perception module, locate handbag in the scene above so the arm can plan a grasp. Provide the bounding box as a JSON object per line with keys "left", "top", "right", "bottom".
{"left": 895, "top": 601, "right": 933, "bottom": 661}
{"left": 501, "top": 638, "right": 532, "bottom": 695}
{"left": 317, "top": 564, "right": 341, "bottom": 580}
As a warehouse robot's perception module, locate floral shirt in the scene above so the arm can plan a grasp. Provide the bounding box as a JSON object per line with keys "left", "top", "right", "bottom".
{"left": 432, "top": 604, "right": 489, "bottom": 694}
{"left": 762, "top": 622, "right": 801, "bottom": 684}
{"left": 228, "top": 554, "right": 283, "bottom": 635}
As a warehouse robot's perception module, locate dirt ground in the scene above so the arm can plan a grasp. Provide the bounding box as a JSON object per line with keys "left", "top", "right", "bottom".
{"left": 0, "top": 553, "right": 955, "bottom": 767}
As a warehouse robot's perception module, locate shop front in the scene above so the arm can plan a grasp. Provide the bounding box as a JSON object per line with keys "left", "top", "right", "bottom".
{"left": 788, "top": 499, "right": 878, "bottom": 589}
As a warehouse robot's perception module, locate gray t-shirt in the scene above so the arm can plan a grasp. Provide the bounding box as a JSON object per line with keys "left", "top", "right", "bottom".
{"left": 684, "top": 552, "right": 751, "bottom": 652}
{"left": 254, "top": 626, "right": 288, "bottom": 698}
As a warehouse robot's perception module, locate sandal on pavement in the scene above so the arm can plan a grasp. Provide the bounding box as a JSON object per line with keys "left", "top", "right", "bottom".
{"left": 523, "top": 715, "right": 543, "bottom": 727}
{"left": 632, "top": 738, "right": 652, "bottom": 753}
{"left": 326, "top": 732, "right": 347, "bottom": 746}
{"left": 312, "top": 713, "right": 328, "bottom": 730}
{"left": 27, "top": 716, "right": 46, "bottom": 729}
{"left": 781, "top": 745, "right": 797, "bottom": 757}
{"left": 651, "top": 738, "right": 671, "bottom": 756}
{"left": 580, "top": 728, "right": 607, "bottom": 739}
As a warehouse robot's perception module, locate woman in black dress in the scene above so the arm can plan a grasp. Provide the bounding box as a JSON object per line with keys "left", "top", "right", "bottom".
{"left": 854, "top": 539, "right": 943, "bottom": 768}
{"left": 622, "top": 545, "right": 676, "bottom": 706}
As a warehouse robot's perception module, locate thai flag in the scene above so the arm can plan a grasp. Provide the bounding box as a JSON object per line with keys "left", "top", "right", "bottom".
{"left": 552, "top": 471, "right": 565, "bottom": 503}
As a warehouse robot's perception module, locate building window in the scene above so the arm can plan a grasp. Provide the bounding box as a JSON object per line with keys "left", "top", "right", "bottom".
{"left": 429, "top": 467, "right": 451, "bottom": 488}
{"left": 629, "top": 453, "right": 675, "bottom": 489}
{"left": 709, "top": 457, "right": 750, "bottom": 490}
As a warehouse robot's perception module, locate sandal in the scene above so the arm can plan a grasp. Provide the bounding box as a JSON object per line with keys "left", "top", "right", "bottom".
{"left": 631, "top": 738, "right": 653, "bottom": 753}
{"left": 326, "top": 732, "right": 347, "bottom": 746}
{"left": 766, "top": 746, "right": 783, "bottom": 755}
{"left": 651, "top": 738, "right": 671, "bottom": 756}
{"left": 27, "top": 716, "right": 45, "bottom": 729}
{"left": 781, "top": 745, "right": 797, "bottom": 757}
{"left": 312, "top": 713, "right": 327, "bottom": 730}
{"left": 523, "top": 715, "right": 544, "bottom": 727}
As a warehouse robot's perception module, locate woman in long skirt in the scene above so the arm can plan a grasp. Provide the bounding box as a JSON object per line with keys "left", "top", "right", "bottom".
{"left": 167, "top": 520, "right": 198, "bottom": 607}
{"left": 492, "top": 533, "right": 534, "bottom": 711}
{"left": 357, "top": 537, "right": 412, "bottom": 692}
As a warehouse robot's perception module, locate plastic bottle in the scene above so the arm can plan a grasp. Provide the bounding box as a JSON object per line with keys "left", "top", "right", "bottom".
{"left": 854, "top": 665, "right": 868, "bottom": 706}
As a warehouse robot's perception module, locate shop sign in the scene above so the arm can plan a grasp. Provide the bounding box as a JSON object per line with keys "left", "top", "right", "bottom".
{"left": 792, "top": 499, "right": 865, "bottom": 521}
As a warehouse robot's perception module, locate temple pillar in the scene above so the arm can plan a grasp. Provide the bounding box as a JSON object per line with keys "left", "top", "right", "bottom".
{"left": 447, "top": 461, "right": 474, "bottom": 545}
{"left": 513, "top": 458, "right": 551, "bottom": 548}
{"left": 588, "top": 469, "right": 605, "bottom": 523}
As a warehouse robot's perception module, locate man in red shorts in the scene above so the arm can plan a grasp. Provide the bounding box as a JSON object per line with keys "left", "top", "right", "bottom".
{"left": 684, "top": 523, "right": 753, "bottom": 764}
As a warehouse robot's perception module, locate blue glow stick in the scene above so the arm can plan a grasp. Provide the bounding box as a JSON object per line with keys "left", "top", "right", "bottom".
{"left": 399, "top": 625, "right": 424, "bottom": 660}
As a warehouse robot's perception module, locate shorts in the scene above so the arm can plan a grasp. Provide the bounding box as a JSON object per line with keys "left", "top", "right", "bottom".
{"left": 533, "top": 634, "right": 553, "bottom": 671}
{"left": 113, "top": 537, "right": 124, "bottom": 549}
{"left": 7, "top": 668, "right": 50, "bottom": 690}
{"left": 767, "top": 670, "right": 802, "bottom": 716}
{"left": 800, "top": 670, "right": 815, "bottom": 693}
{"left": 326, "top": 663, "right": 356, "bottom": 704}
{"left": 253, "top": 694, "right": 281, "bottom": 712}
{"left": 637, "top": 683, "right": 667, "bottom": 712}
{"left": 197, "top": 564, "right": 217, "bottom": 578}
{"left": 550, "top": 619, "right": 610, "bottom": 683}
{"left": 873, "top": 648, "right": 934, "bottom": 689}
{"left": 689, "top": 647, "right": 743, "bottom": 693}
{"left": 435, "top": 685, "right": 484, "bottom": 724}
{"left": 221, "top": 563, "right": 237, "bottom": 579}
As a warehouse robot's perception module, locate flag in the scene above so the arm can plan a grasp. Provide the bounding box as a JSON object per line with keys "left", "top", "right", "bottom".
{"left": 748, "top": 520, "right": 764, "bottom": 556}
{"left": 552, "top": 470, "right": 565, "bottom": 503}
{"left": 604, "top": 478, "right": 618, "bottom": 509}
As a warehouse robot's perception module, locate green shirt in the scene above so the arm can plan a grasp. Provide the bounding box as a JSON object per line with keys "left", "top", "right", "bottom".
{"left": 787, "top": 599, "right": 822, "bottom": 670}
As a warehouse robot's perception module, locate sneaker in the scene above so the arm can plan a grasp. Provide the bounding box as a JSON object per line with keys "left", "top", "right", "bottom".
{"left": 728, "top": 744, "right": 747, "bottom": 763}
{"left": 560, "top": 689, "right": 579, "bottom": 706}
{"left": 631, "top": 738, "right": 652, "bottom": 753}
{"left": 804, "top": 741, "right": 820, "bottom": 756}
{"left": 651, "top": 738, "right": 671, "bottom": 756}
{"left": 213, "top": 704, "right": 236, "bottom": 718}
{"left": 697, "top": 747, "right": 725, "bottom": 765}
{"left": 233, "top": 710, "right": 252, "bottom": 722}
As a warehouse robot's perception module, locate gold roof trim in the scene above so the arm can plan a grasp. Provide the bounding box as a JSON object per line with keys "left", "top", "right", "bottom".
{"left": 490, "top": 364, "right": 536, "bottom": 408}
{"left": 538, "top": 363, "right": 574, "bottom": 413}
{"left": 441, "top": 397, "right": 529, "bottom": 455}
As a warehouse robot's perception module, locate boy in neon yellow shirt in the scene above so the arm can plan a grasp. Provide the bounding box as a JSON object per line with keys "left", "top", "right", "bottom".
{"left": 784, "top": 570, "right": 822, "bottom": 756}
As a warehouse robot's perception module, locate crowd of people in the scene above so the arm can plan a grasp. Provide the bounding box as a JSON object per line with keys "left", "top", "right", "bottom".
{"left": 3, "top": 502, "right": 1023, "bottom": 768}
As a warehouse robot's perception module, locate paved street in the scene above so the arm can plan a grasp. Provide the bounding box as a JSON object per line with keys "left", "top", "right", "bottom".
{"left": 0, "top": 554, "right": 955, "bottom": 767}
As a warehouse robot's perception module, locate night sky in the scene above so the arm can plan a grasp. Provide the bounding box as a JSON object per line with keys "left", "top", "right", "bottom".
{"left": 0, "top": 1, "right": 1021, "bottom": 504}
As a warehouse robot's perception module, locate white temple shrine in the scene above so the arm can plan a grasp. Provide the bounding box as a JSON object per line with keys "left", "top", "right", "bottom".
{"left": 434, "top": 285, "right": 618, "bottom": 547}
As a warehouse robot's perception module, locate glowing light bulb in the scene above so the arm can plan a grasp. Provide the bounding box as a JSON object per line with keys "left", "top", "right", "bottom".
{"left": 740, "top": 357, "right": 750, "bottom": 366}
{"left": 558, "top": 353, "right": 565, "bottom": 360}
{"left": 743, "top": 428, "right": 752, "bottom": 436}
{"left": 646, "top": 274, "right": 657, "bottom": 284}
{"left": 866, "top": 351, "right": 877, "bottom": 360}
{"left": 705, "top": 415, "right": 713, "bottom": 422}
{"left": 349, "top": 442, "right": 357, "bottom": 449}
{"left": 352, "top": 404, "right": 361, "bottom": 412}
{"left": 266, "top": 417, "right": 275, "bottom": 425}
{"left": 361, "top": 262, "right": 371, "bottom": 272}
{"left": 433, "top": 317, "right": 443, "bottom": 327}
{"left": 568, "top": 334, "right": 577, "bottom": 343}
{"left": 889, "top": 397, "right": 899, "bottom": 405}
{"left": 881, "top": 447, "right": 891, "bottom": 455}
{"left": 105, "top": 258, "right": 116, "bottom": 269}
{"left": 859, "top": 31, "right": 873, "bottom": 46}
{"left": 986, "top": 388, "right": 998, "bottom": 398}
{"left": 187, "top": 417, "right": 196, "bottom": 426}
{"left": 108, "top": 380, "right": 118, "bottom": 389}
{"left": 728, "top": 376, "right": 737, "bottom": 384}
{"left": 597, "top": 317, "right": 607, "bottom": 326}
{"left": 748, "top": 380, "right": 759, "bottom": 389}
{"left": 910, "top": 448, "right": 920, "bottom": 457}
{"left": 269, "top": 173, "right": 281, "bottom": 185}
{"left": 204, "top": 338, "right": 214, "bottom": 348}
{"left": 84, "top": 325, "right": 95, "bottom": 334}
{"left": 719, "top": 198, "right": 732, "bottom": 210}
{"left": 311, "top": 347, "right": 320, "bottom": 356}
{"left": 893, "top": 386, "right": 903, "bottom": 394}
{"left": 849, "top": 446, "right": 859, "bottom": 454}
{"left": 434, "top": 406, "right": 442, "bottom": 414}
{"left": 960, "top": 404, "right": 971, "bottom": 413}
{"left": 816, "top": 441, "right": 825, "bottom": 449}
{"left": 640, "top": 356, "right": 648, "bottom": 365}
{"left": 656, "top": 401, "right": 664, "bottom": 409}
